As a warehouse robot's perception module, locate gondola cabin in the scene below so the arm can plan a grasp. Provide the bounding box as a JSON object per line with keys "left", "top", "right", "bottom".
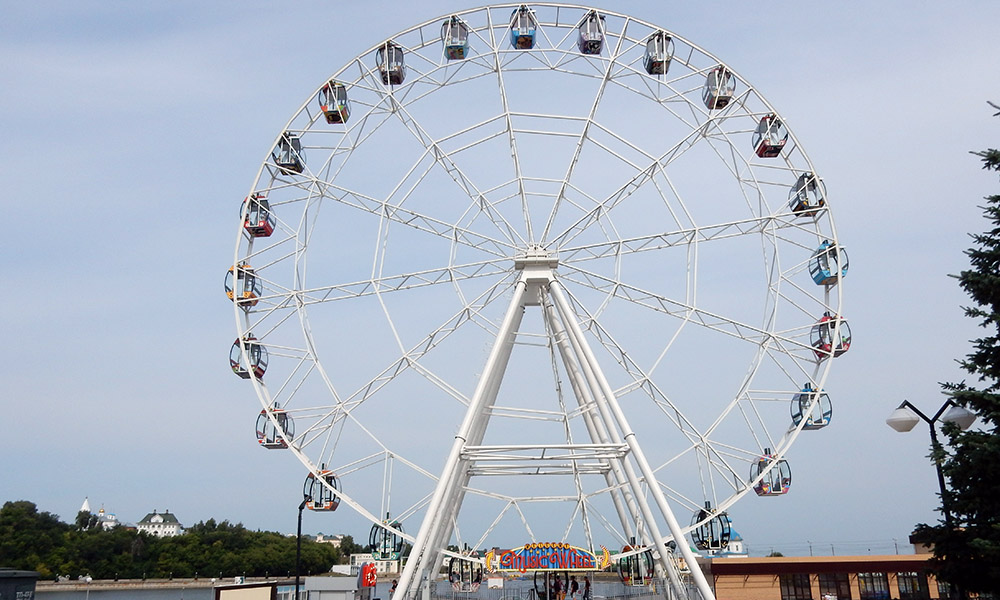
{"left": 577, "top": 11, "right": 605, "bottom": 55}
{"left": 703, "top": 66, "right": 735, "bottom": 110}
{"left": 230, "top": 336, "right": 268, "bottom": 380}
{"left": 448, "top": 554, "right": 484, "bottom": 593}
{"left": 753, "top": 114, "right": 788, "bottom": 158}
{"left": 442, "top": 16, "right": 470, "bottom": 60}
{"left": 690, "top": 501, "right": 732, "bottom": 552}
{"left": 256, "top": 406, "right": 294, "bottom": 449}
{"left": 791, "top": 384, "right": 832, "bottom": 430}
{"left": 370, "top": 515, "right": 404, "bottom": 560}
{"left": 809, "top": 241, "right": 849, "bottom": 285}
{"left": 242, "top": 193, "right": 275, "bottom": 238}
{"left": 617, "top": 542, "right": 654, "bottom": 586}
{"left": 643, "top": 32, "right": 673, "bottom": 75}
{"left": 272, "top": 132, "right": 305, "bottom": 174}
{"left": 788, "top": 172, "right": 826, "bottom": 216}
{"left": 377, "top": 41, "right": 406, "bottom": 85}
{"left": 318, "top": 81, "right": 350, "bottom": 124}
{"left": 224, "top": 263, "right": 262, "bottom": 308}
{"left": 534, "top": 571, "right": 570, "bottom": 600}
{"left": 510, "top": 6, "right": 537, "bottom": 49}
{"left": 811, "top": 313, "right": 851, "bottom": 360}
{"left": 304, "top": 469, "right": 341, "bottom": 511}
{"left": 751, "top": 450, "right": 791, "bottom": 496}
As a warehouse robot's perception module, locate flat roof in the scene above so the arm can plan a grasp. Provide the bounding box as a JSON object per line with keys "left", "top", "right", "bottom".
{"left": 708, "top": 555, "right": 932, "bottom": 576}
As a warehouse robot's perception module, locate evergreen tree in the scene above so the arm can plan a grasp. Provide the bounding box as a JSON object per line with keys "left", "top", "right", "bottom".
{"left": 914, "top": 103, "right": 1000, "bottom": 594}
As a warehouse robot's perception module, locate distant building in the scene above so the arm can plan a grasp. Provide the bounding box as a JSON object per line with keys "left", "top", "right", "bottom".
{"left": 95, "top": 506, "right": 119, "bottom": 530}
{"left": 316, "top": 533, "right": 344, "bottom": 547}
{"left": 136, "top": 509, "right": 183, "bottom": 537}
{"left": 349, "top": 553, "right": 400, "bottom": 575}
{"left": 78, "top": 497, "right": 119, "bottom": 530}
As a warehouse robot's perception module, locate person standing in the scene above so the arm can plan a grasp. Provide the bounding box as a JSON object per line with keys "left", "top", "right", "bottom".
{"left": 583, "top": 576, "right": 591, "bottom": 600}
{"left": 570, "top": 576, "right": 579, "bottom": 600}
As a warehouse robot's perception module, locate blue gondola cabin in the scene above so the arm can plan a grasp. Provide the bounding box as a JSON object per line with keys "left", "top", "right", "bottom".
{"left": 643, "top": 32, "right": 673, "bottom": 75}
{"left": 272, "top": 132, "right": 304, "bottom": 174}
{"left": 319, "top": 81, "right": 350, "bottom": 124}
{"left": 243, "top": 193, "right": 275, "bottom": 238}
{"left": 442, "top": 16, "right": 470, "bottom": 60}
{"left": 230, "top": 336, "right": 268, "bottom": 380}
{"left": 377, "top": 41, "right": 406, "bottom": 85}
{"left": 753, "top": 114, "right": 788, "bottom": 158}
{"left": 703, "top": 67, "right": 735, "bottom": 110}
{"left": 510, "top": 6, "right": 537, "bottom": 49}
{"left": 225, "top": 263, "right": 262, "bottom": 308}
{"left": 809, "top": 241, "right": 849, "bottom": 285}
{"left": 788, "top": 172, "right": 826, "bottom": 216}
{"left": 577, "top": 11, "right": 605, "bottom": 55}
{"left": 791, "top": 384, "right": 832, "bottom": 430}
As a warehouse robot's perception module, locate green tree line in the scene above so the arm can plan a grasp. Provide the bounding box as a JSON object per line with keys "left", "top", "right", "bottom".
{"left": 0, "top": 501, "right": 364, "bottom": 580}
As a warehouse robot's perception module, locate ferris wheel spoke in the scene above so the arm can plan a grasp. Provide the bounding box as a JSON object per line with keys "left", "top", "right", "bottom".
{"left": 557, "top": 213, "right": 800, "bottom": 265}
{"left": 381, "top": 89, "right": 526, "bottom": 248}
{"left": 559, "top": 264, "right": 815, "bottom": 355}
{"left": 547, "top": 120, "right": 712, "bottom": 249}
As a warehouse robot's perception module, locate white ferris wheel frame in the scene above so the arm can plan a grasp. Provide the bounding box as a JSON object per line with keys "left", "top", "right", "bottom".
{"left": 230, "top": 4, "right": 846, "bottom": 600}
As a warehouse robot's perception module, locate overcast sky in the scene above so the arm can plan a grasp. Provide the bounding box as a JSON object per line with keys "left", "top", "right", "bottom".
{"left": 3, "top": 1, "right": 999, "bottom": 557}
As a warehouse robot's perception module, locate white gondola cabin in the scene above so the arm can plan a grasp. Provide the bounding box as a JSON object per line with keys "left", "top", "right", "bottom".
{"left": 256, "top": 406, "right": 294, "bottom": 449}
{"left": 510, "top": 6, "right": 537, "bottom": 49}
{"left": 448, "top": 553, "right": 484, "bottom": 593}
{"left": 811, "top": 313, "right": 851, "bottom": 360}
{"left": 809, "top": 241, "right": 849, "bottom": 285}
{"left": 242, "top": 193, "right": 275, "bottom": 238}
{"left": 442, "top": 16, "right": 470, "bottom": 60}
{"left": 643, "top": 32, "right": 673, "bottom": 75}
{"left": 272, "top": 132, "right": 304, "bottom": 174}
{"left": 788, "top": 172, "right": 826, "bottom": 216}
{"left": 369, "top": 514, "right": 404, "bottom": 560}
{"left": 318, "top": 81, "right": 350, "bottom": 124}
{"left": 751, "top": 450, "right": 791, "bottom": 496}
{"left": 225, "top": 263, "right": 261, "bottom": 308}
{"left": 703, "top": 66, "right": 735, "bottom": 110}
{"left": 377, "top": 41, "right": 406, "bottom": 85}
{"left": 577, "top": 11, "right": 605, "bottom": 55}
{"left": 230, "top": 336, "right": 267, "bottom": 380}
{"left": 753, "top": 114, "right": 788, "bottom": 158}
{"left": 791, "top": 384, "right": 832, "bottom": 430}
{"left": 304, "top": 468, "right": 341, "bottom": 511}
{"left": 690, "top": 501, "right": 732, "bottom": 552}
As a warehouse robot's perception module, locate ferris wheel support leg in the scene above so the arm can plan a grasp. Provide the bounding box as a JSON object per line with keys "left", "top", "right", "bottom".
{"left": 394, "top": 279, "right": 528, "bottom": 600}
{"left": 546, "top": 285, "right": 674, "bottom": 585}
{"left": 548, "top": 281, "right": 716, "bottom": 600}
{"left": 544, "top": 299, "right": 637, "bottom": 546}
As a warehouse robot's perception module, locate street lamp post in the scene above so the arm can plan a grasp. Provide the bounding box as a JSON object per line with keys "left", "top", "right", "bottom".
{"left": 296, "top": 499, "right": 308, "bottom": 600}
{"left": 885, "top": 399, "right": 976, "bottom": 526}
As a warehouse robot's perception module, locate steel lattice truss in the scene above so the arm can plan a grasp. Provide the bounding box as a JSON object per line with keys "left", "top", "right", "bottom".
{"left": 230, "top": 4, "right": 846, "bottom": 599}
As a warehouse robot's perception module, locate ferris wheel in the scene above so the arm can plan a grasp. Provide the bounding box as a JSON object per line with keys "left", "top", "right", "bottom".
{"left": 228, "top": 4, "right": 848, "bottom": 599}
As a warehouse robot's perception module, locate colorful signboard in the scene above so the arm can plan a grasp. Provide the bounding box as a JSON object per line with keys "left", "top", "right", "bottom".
{"left": 485, "top": 543, "right": 611, "bottom": 573}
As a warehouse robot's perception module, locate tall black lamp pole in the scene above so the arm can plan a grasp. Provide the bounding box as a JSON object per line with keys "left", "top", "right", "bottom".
{"left": 296, "top": 499, "right": 308, "bottom": 600}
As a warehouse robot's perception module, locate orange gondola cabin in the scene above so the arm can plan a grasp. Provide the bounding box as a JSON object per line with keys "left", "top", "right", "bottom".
{"left": 304, "top": 468, "right": 341, "bottom": 511}
{"left": 256, "top": 406, "right": 294, "bottom": 449}
{"left": 224, "top": 263, "right": 261, "bottom": 308}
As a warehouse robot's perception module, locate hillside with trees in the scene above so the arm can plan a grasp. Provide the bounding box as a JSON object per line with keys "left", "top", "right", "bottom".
{"left": 0, "top": 500, "right": 362, "bottom": 580}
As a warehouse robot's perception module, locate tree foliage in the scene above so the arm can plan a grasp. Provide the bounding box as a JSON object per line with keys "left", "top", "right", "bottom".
{"left": 914, "top": 104, "right": 1000, "bottom": 594}
{"left": 0, "top": 501, "right": 347, "bottom": 580}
